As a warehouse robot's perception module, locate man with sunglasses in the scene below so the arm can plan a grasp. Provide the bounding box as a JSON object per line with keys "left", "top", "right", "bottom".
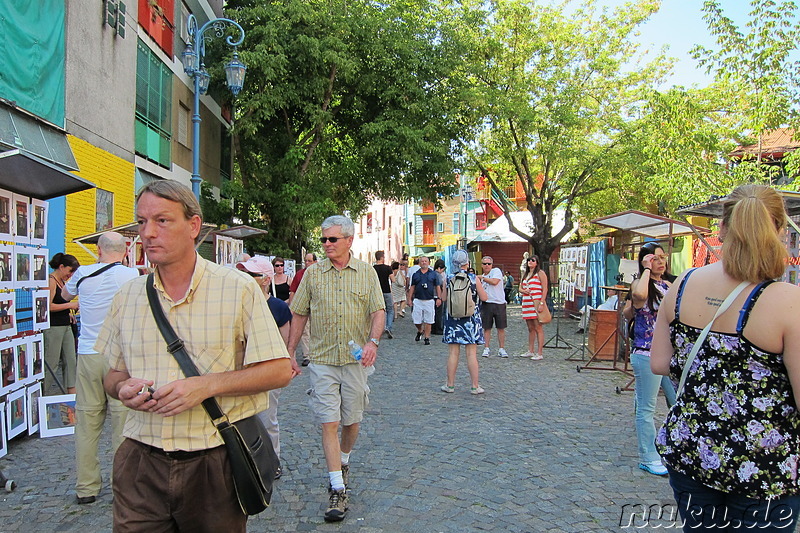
{"left": 288, "top": 215, "right": 385, "bottom": 522}
{"left": 477, "top": 256, "right": 509, "bottom": 357}
{"left": 406, "top": 256, "right": 442, "bottom": 345}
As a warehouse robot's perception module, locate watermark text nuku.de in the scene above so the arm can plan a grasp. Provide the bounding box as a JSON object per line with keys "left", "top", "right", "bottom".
{"left": 619, "top": 496, "right": 797, "bottom": 529}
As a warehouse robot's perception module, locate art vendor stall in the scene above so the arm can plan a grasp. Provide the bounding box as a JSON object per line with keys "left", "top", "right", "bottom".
{"left": 0, "top": 151, "right": 94, "bottom": 490}
{"left": 576, "top": 210, "right": 708, "bottom": 393}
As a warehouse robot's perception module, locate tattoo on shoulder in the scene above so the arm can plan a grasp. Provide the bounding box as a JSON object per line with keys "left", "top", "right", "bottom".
{"left": 705, "top": 296, "right": 723, "bottom": 307}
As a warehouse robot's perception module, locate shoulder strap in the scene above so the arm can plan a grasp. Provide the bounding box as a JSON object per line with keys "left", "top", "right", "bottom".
{"left": 736, "top": 280, "right": 774, "bottom": 334}
{"left": 677, "top": 280, "right": 750, "bottom": 397}
{"left": 674, "top": 268, "right": 697, "bottom": 319}
{"left": 75, "top": 262, "right": 121, "bottom": 289}
{"left": 145, "top": 274, "right": 227, "bottom": 423}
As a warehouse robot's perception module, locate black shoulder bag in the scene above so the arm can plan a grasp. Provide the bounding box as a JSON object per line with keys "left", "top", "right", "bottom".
{"left": 145, "top": 274, "right": 278, "bottom": 515}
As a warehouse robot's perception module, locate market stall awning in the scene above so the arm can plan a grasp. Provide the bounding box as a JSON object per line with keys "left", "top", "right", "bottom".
{"left": 210, "top": 225, "right": 268, "bottom": 240}
{"left": 469, "top": 209, "right": 575, "bottom": 243}
{"left": 677, "top": 190, "right": 800, "bottom": 218}
{"left": 591, "top": 210, "right": 708, "bottom": 238}
{"left": 0, "top": 149, "right": 94, "bottom": 199}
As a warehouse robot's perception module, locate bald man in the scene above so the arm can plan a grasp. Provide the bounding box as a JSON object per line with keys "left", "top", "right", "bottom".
{"left": 63, "top": 232, "right": 140, "bottom": 505}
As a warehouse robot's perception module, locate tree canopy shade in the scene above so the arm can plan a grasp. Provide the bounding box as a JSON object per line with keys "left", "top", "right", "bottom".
{"left": 205, "top": 0, "right": 479, "bottom": 255}
{"left": 450, "top": 0, "right": 681, "bottom": 263}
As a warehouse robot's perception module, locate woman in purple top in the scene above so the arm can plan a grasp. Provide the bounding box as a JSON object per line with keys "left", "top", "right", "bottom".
{"left": 627, "top": 242, "right": 677, "bottom": 477}
{"left": 651, "top": 185, "right": 800, "bottom": 531}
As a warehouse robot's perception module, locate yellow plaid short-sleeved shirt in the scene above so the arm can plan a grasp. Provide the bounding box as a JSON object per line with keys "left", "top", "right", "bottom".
{"left": 290, "top": 254, "right": 384, "bottom": 366}
{"left": 95, "top": 254, "right": 289, "bottom": 451}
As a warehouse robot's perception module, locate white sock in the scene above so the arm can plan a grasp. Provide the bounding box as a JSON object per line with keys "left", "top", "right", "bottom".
{"left": 329, "top": 471, "right": 345, "bottom": 491}
{"left": 340, "top": 451, "right": 350, "bottom": 466}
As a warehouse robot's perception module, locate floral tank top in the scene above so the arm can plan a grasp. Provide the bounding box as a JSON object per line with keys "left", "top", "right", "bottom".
{"left": 631, "top": 279, "right": 669, "bottom": 355}
{"left": 656, "top": 269, "right": 800, "bottom": 498}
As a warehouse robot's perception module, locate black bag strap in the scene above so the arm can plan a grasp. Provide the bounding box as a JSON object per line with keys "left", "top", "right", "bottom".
{"left": 145, "top": 273, "right": 229, "bottom": 426}
{"left": 75, "top": 262, "right": 121, "bottom": 289}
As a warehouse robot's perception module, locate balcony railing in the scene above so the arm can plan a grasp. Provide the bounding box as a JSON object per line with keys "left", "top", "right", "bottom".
{"left": 415, "top": 234, "right": 436, "bottom": 246}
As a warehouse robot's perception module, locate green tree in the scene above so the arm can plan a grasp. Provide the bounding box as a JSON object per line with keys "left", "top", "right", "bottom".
{"left": 206, "top": 0, "right": 478, "bottom": 256}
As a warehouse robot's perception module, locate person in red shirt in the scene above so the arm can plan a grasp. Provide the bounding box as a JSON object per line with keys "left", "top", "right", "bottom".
{"left": 289, "top": 253, "right": 317, "bottom": 366}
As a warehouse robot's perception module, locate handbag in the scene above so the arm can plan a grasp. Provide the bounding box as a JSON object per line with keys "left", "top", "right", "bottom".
{"left": 537, "top": 301, "right": 552, "bottom": 324}
{"left": 145, "top": 274, "right": 278, "bottom": 515}
{"left": 676, "top": 280, "right": 749, "bottom": 397}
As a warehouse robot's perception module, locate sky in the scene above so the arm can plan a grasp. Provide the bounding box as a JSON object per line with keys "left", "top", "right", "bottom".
{"left": 590, "top": 0, "right": 754, "bottom": 88}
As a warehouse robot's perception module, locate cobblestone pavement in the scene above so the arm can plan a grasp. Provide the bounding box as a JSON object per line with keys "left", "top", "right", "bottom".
{"left": 0, "top": 305, "right": 680, "bottom": 532}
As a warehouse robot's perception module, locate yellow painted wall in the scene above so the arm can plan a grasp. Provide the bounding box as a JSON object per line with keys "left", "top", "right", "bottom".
{"left": 65, "top": 135, "right": 135, "bottom": 265}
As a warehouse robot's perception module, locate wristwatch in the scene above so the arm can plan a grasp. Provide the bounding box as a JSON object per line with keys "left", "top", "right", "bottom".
{"left": 369, "top": 337, "right": 380, "bottom": 347}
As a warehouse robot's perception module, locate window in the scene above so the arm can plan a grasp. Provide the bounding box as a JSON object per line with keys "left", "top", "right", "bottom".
{"left": 453, "top": 213, "right": 460, "bottom": 235}
{"left": 178, "top": 102, "right": 190, "bottom": 147}
{"left": 135, "top": 40, "right": 172, "bottom": 168}
{"left": 476, "top": 212, "right": 487, "bottom": 230}
{"left": 179, "top": 2, "right": 191, "bottom": 44}
{"left": 437, "top": 222, "right": 444, "bottom": 233}
{"left": 96, "top": 189, "right": 114, "bottom": 232}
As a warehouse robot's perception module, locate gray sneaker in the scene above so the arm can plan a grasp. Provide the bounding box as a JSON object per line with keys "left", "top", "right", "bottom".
{"left": 324, "top": 488, "right": 349, "bottom": 522}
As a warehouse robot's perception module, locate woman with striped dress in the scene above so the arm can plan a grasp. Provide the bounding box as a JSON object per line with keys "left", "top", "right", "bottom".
{"left": 520, "top": 255, "right": 548, "bottom": 359}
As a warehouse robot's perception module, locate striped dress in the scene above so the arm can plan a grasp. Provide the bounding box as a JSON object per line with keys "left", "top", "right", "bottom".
{"left": 521, "top": 274, "right": 543, "bottom": 320}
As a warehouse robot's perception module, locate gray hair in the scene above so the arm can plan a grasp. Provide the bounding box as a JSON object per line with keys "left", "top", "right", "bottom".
{"left": 321, "top": 215, "right": 355, "bottom": 237}
{"left": 452, "top": 249, "right": 469, "bottom": 268}
{"left": 97, "top": 232, "right": 127, "bottom": 254}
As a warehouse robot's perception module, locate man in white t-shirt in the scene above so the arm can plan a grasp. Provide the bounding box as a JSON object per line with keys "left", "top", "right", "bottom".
{"left": 477, "top": 256, "right": 509, "bottom": 357}
{"left": 63, "top": 232, "right": 139, "bottom": 505}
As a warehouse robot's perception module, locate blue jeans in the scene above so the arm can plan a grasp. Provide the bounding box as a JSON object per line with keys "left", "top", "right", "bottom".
{"left": 631, "top": 352, "right": 676, "bottom": 463}
{"left": 668, "top": 467, "right": 800, "bottom": 531}
{"left": 383, "top": 293, "right": 394, "bottom": 332}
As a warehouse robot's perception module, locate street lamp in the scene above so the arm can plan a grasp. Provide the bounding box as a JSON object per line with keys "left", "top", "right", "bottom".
{"left": 182, "top": 14, "right": 247, "bottom": 200}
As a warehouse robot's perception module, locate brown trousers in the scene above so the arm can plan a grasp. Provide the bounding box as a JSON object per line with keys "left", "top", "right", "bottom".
{"left": 112, "top": 438, "right": 247, "bottom": 533}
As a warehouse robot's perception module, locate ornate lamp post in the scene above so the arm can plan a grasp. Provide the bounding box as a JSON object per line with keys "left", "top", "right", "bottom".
{"left": 181, "top": 14, "right": 246, "bottom": 200}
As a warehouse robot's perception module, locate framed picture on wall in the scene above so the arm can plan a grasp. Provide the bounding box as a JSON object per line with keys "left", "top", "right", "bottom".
{"left": 30, "top": 199, "right": 47, "bottom": 246}
{"left": 33, "top": 289, "right": 50, "bottom": 331}
{"left": 13, "top": 194, "right": 29, "bottom": 245}
{"left": 15, "top": 339, "right": 29, "bottom": 385}
{"left": 15, "top": 246, "right": 32, "bottom": 284}
{"left": 0, "top": 189, "right": 13, "bottom": 242}
{"left": 29, "top": 334, "right": 43, "bottom": 381}
{"left": 0, "top": 292, "right": 16, "bottom": 338}
{"left": 0, "top": 402, "right": 6, "bottom": 458}
{"left": 0, "top": 340, "right": 15, "bottom": 393}
{"left": 7, "top": 387, "right": 27, "bottom": 440}
{"left": 0, "top": 243, "right": 13, "bottom": 289}
{"left": 39, "top": 394, "right": 77, "bottom": 438}
{"left": 32, "top": 249, "right": 48, "bottom": 285}
{"left": 26, "top": 382, "right": 41, "bottom": 435}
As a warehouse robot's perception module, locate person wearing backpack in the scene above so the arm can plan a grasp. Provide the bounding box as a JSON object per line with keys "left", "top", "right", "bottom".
{"left": 440, "top": 250, "right": 489, "bottom": 395}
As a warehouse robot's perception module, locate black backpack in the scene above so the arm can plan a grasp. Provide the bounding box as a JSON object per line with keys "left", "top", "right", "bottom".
{"left": 447, "top": 272, "right": 476, "bottom": 318}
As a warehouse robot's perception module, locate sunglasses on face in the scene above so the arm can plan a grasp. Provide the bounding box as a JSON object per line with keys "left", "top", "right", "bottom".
{"left": 528, "top": 259, "right": 537, "bottom": 262}
{"left": 319, "top": 237, "right": 343, "bottom": 243}
{"left": 274, "top": 264, "right": 284, "bottom": 268}
{"left": 482, "top": 262, "right": 492, "bottom": 265}
{"left": 247, "top": 272, "right": 263, "bottom": 277}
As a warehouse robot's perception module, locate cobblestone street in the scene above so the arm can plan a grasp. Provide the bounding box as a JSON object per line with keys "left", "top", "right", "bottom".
{"left": 0, "top": 306, "right": 677, "bottom": 532}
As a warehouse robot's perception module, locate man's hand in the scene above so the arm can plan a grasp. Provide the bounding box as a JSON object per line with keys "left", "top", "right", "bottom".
{"left": 116, "top": 378, "right": 159, "bottom": 412}
{"left": 290, "top": 357, "right": 302, "bottom": 378}
{"left": 360, "top": 342, "right": 378, "bottom": 367}
{"left": 151, "top": 376, "right": 210, "bottom": 417}
{"left": 435, "top": 298, "right": 442, "bottom": 308}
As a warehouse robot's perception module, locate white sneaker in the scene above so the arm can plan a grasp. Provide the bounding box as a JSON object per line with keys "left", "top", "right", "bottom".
{"left": 518, "top": 352, "right": 532, "bottom": 357}
{"left": 498, "top": 348, "right": 509, "bottom": 358}
{"left": 530, "top": 353, "right": 543, "bottom": 361}
{"left": 481, "top": 347, "right": 490, "bottom": 357}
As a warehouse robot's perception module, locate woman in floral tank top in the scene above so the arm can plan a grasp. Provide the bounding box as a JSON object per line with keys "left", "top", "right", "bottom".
{"left": 651, "top": 184, "right": 800, "bottom": 531}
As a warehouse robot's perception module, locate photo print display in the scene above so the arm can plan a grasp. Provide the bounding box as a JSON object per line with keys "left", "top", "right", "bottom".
{"left": 13, "top": 194, "right": 29, "bottom": 244}
{"left": 0, "top": 292, "right": 16, "bottom": 338}
{"left": 0, "top": 189, "right": 12, "bottom": 241}
{"left": 29, "top": 334, "right": 43, "bottom": 380}
{"left": 15, "top": 339, "right": 29, "bottom": 385}
{"left": 7, "top": 387, "right": 27, "bottom": 440}
{"left": 39, "top": 394, "right": 77, "bottom": 438}
{"left": 32, "top": 249, "right": 47, "bottom": 284}
{"left": 0, "top": 243, "right": 13, "bottom": 289}
{"left": 33, "top": 289, "right": 50, "bottom": 331}
{"left": 26, "top": 382, "right": 41, "bottom": 435}
{"left": 15, "top": 247, "right": 32, "bottom": 284}
{"left": 0, "top": 403, "right": 6, "bottom": 458}
{"left": 30, "top": 199, "right": 47, "bottom": 246}
{"left": 0, "top": 340, "right": 15, "bottom": 393}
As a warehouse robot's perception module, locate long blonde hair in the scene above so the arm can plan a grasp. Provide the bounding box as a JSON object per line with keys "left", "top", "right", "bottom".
{"left": 721, "top": 184, "right": 787, "bottom": 282}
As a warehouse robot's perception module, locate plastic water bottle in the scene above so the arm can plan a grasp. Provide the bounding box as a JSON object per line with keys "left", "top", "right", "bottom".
{"left": 348, "top": 340, "right": 376, "bottom": 376}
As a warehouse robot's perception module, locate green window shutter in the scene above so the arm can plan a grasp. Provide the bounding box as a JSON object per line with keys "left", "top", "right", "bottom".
{"left": 134, "top": 38, "right": 172, "bottom": 168}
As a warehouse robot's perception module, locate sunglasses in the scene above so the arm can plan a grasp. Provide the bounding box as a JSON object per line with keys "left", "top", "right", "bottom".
{"left": 482, "top": 262, "right": 492, "bottom": 265}
{"left": 247, "top": 272, "right": 263, "bottom": 277}
{"left": 274, "top": 264, "right": 284, "bottom": 268}
{"left": 319, "top": 237, "right": 344, "bottom": 243}
{"left": 528, "top": 259, "right": 537, "bottom": 262}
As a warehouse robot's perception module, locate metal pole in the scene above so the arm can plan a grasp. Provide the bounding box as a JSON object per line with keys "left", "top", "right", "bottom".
{"left": 191, "top": 70, "right": 202, "bottom": 200}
